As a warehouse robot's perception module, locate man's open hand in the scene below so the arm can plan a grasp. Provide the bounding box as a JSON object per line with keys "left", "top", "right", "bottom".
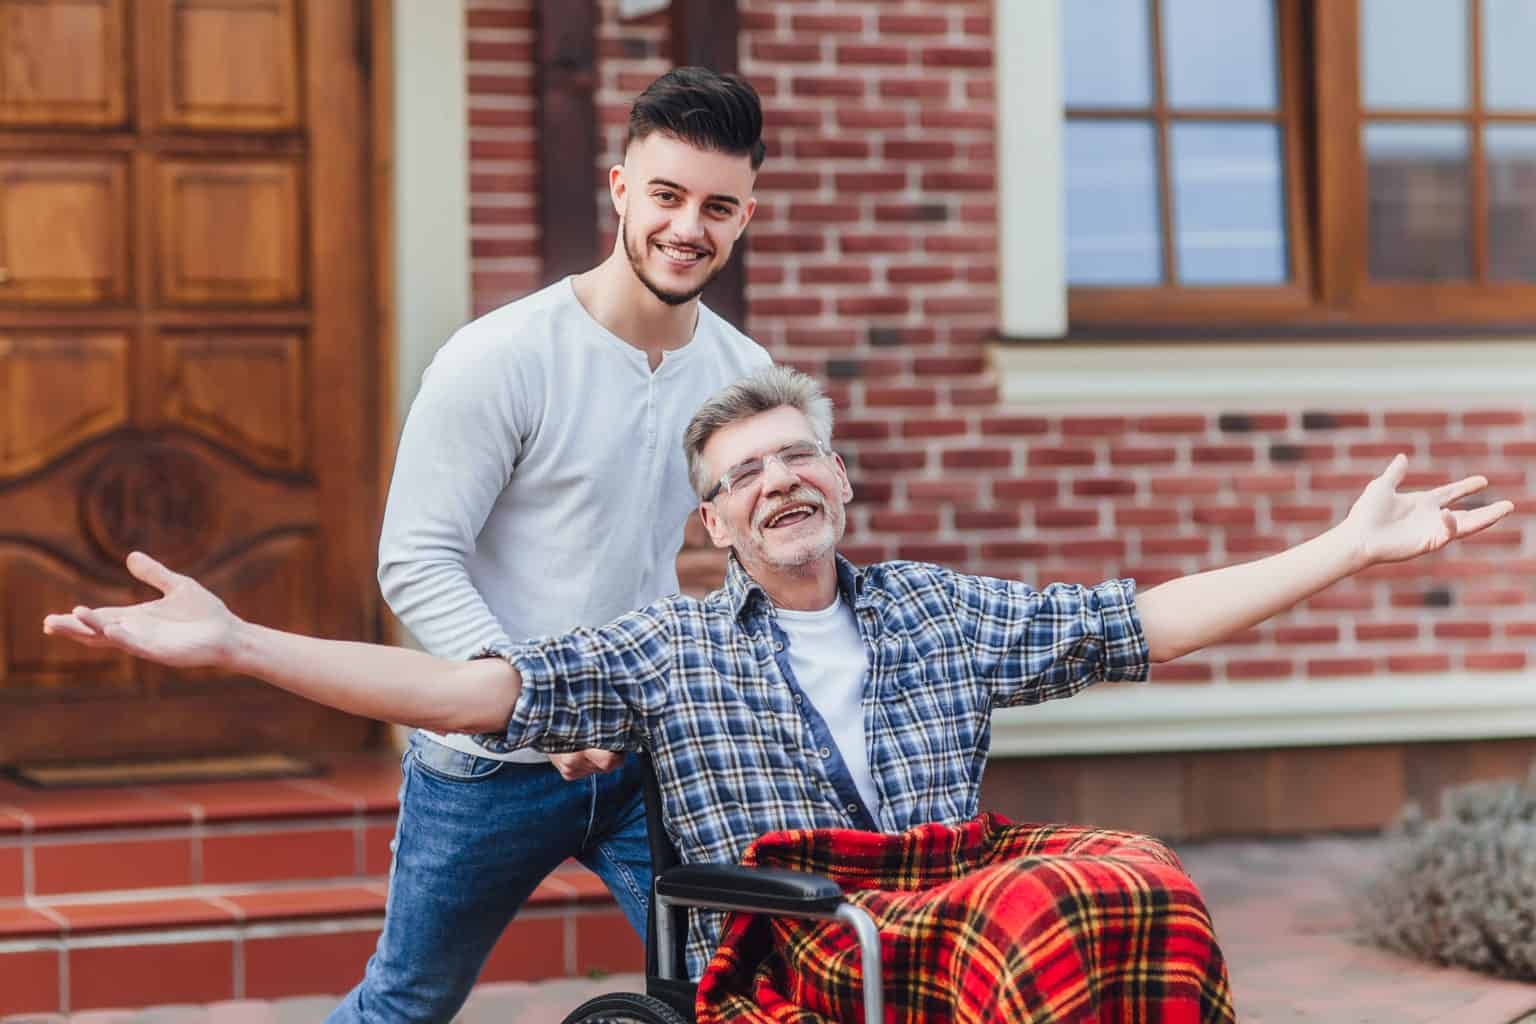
{"left": 42, "top": 552, "right": 239, "bottom": 670}
{"left": 1343, "top": 455, "right": 1514, "bottom": 566}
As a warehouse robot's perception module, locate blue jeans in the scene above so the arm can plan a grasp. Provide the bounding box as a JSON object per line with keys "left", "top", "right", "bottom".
{"left": 326, "top": 732, "right": 651, "bottom": 1023}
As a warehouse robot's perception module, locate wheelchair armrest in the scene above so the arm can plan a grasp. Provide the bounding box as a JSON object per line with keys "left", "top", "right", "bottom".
{"left": 655, "top": 864, "right": 844, "bottom": 915}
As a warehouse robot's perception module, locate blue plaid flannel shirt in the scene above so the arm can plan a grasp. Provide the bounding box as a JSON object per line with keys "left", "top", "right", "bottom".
{"left": 477, "top": 554, "right": 1148, "bottom": 976}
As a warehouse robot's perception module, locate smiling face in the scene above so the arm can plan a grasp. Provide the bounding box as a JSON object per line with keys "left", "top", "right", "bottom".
{"left": 611, "top": 133, "right": 759, "bottom": 307}
{"left": 697, "top": 406, "right": 852, "bottom": 579}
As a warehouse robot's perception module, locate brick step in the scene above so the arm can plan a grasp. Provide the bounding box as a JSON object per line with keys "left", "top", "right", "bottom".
{"left": 0, "top": 754, "right": 640, "bottom": 1015}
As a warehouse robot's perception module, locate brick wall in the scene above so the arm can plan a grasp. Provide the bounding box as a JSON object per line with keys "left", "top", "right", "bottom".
{"left": 463, "top": 0, "right": 1536, "bottom": 691}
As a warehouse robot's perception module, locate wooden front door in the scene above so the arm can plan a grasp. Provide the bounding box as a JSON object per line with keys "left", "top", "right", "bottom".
{"left": 0, "top": 0, "right": 382, "bottom": 761}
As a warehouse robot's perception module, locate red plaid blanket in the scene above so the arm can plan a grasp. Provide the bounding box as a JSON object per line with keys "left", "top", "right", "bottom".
{"left": 695, "top": 814, "right": 1234, "bottom": 1024}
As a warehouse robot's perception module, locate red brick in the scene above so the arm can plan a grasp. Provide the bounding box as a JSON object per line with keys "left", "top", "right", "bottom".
{"left": 471, "top": 205, "right": 536, "bottom": 225}
{"left": 1301, "top": 410, "right": 1371, "bottom": 429}
{"left": 752, "top": 41, "right": 822, "bottom": 62}
{"left": 922, "top": 45, "right": 993, "bottom": 68}
{"left": 1308, "top": 590, "right": 1375, "bottom": 612}
{"left": 921, "top": 171, "right": 995, "bottom": 191}
{"left": 467, "top": 74, "right": 532, "bottom": 96}
{"left": 793, "top": 76, "right": 866, "bottom": 98}
{"left": 1142, "top": 536, "right": 1210, "bottom": 557}
{"left": 901, "top": 417, "right": 967, "bottom": 438}
{"left": 793, "top": 138, "right": 872, "bottom": 159}
{"left": 785, "top": 327, "right": 859, "bottom": 348}
{"left": 941, "top": 447, "right": 1012, "bottom": 470}
{"left": 1193, "top": 445, "right": 1255, "bottom": 465}
{"left": 1073, "top": 478, "right": 1137, "bottom": 497}
{"left": 1434, "top": 620, "right": 1494, "bottom": 639}
{"left": 885, "top": 140, "right": 958, "bottom": 161}
{"left": 886, "top": 263, "right": 958, "bottom": 284}
{"left": 1272, "top": 504, "right": 1334, "bottom": 524}
{"left": 1062, "top": 416, "right": 1127, "bottom": 436}
{"left": 1347, "top": 441, "right": 1416, "bottom": 460}
{"left": 0, "top": 949, "right": 59, "bottom": 1014}
{"left": 1116, "top": 506, "right": 1182, "bottom": 527}
{"left": 951, "top": 384, "right": 1002, "bottom": 405}
{"left": 751, "top": 296, "right": 822, "bottom": 317}
{"left": 1306, "top": 658, "right": 1378, "bottom": 677}
{"left": 788, "top": 203, "right": 861, "bottom": 224}
{"left": 1035, "top": 506, "right": 1099, "bottom": 529}
{"left": 1233, "top": 472, "right": 1300, "bottom": 495}
{"left": 982, "top": 416, "right": 1049, "bottom": 436}
{"left": 1465, "top": 651, "right": 1528, "bottom": 671}
{"left": 1058, "top": 539, "right": 1127, "bottom": 559}
{"left": 842, "top": 234, "right": 914, "bottom": 254}
{"left": 837, "top": 109, "right": 912, "bottom": 131}
{"left": 1027, "top": 446, "right": 1097, "bottom": 468}
{"left": 1507, "top": 621, "right": 1536, "bottom": 638}
{"left": 925, "top": 296, "right": 997, "bottom": 315}
{"left": 1192, "top": 506, "right": 1257, "bottom": 528}
{"left": 1275, "top": 625, "right": 1341, "bottom": 645}
{"left": 72, "top": 941, "right": 234, "bottom": 1009}
{"left": 1429, "top": 440, "right": 1492, "bottom": 458}
{"left": 837, "top": 45, "right": 911, "bottom": 65}
{"left": 1135, "top": 415, "right": 1207, "bottom": 434}
{"left": 1150, "top": 476, "right": 1222, "bottom": 496}
{"left": 757, "top": 170, "right": 822, "bottom": 191}
{"left": 751, "top": 233, "right": 827, "bottom": 254}
{"left": 575, "top": 910, "right": 645, "bottom": 975}
{"left": 1383, "top": 411, "right": 1450, "bottom": 429}
{"left": 1311, "top": 472, "right": 1375, "bottom": 492}
{"left": 964, "top": 14, "right": 995, "bottom": 35}
{"left": 1226, "top": 659, "right": 1294, "bottom": 681}
{"left": 1462, "top": 587, "right": 1528, "bottom": 607}
{"left": 1356, "top": 622, "right": 1419, "bottom": 642}
{"left": 869, "top": 510, "right": 941, "bottom": 533}
{"left": 1110, "top": 446, "right": 1177, "bottom": 466}
{"left": 880, "top": 78, "right": 950, "bottom": 100}
{"left": 467, "top": 9, "right": 532, "bottom": 29}
{"left": 992, "top": 478, "right": 1059, "bottom": 501}
{"left": 837, "top": 295, "right": 910, "bottom": 316}
{"left": 913, "top": 355, "right": 987, "bottom": 375}
{"left": 791, "top": 13, "right": 864, "bottom": 32}
{"left": 924, "top": 234, "right": 996, "bottom": 253}
{"left": 865, "top": 387, "right": 937, "bottom": 408}
{"left": 1463, "top": 410, "right": 1524, "bottom": 427}
{"left": 1151, "top": 662, "right": 1215, "bottom": 683}
{"left": 0, "top": 846, "right": 18, "bottom": 899}
{"left": 879, "top": 14, "right": 951, "bottom": 34}
{"left": 1387, "top": 654, "right": 1453, "bottom": 673}
{"left": 954, "top": 508, "right": 1022, "bottom": 530}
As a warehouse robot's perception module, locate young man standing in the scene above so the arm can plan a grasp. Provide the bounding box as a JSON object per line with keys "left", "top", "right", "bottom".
{"left": 337, "top": 68, "right": 770, "bottom": 1021}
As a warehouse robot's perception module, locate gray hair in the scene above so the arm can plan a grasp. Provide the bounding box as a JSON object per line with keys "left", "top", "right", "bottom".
{"left": 683, "top": 365, "right": 835, "bottom": 498}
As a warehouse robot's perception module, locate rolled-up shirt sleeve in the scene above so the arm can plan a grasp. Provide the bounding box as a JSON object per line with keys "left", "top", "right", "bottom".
{"left": 944, "top": 571, "right": 1150, "bottom": 707}
{"left": 471, "top": 603, "right": 678, "bottom": 755}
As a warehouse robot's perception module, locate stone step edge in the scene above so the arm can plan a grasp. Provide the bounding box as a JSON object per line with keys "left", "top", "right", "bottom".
{"left": 0, "top": 871, "right": 620, "bottom": 941}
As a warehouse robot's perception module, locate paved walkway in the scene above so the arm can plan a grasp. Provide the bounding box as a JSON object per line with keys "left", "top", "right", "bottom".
{"left": 6, "top": 836, "right": 1536, "bottom": 1023}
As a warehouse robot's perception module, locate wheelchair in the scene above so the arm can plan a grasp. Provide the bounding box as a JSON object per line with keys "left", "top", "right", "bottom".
{"left": 559, "top": 753, "right": 884, "bottom": 1024}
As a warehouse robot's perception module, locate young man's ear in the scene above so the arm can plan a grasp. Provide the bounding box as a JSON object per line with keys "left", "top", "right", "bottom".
{"left": 736, "top": 196, "right": 758, "bottom": 239}
{"left": 697, "top": 503, "right": 733, "bottom": 550}
{"left": 608, "top": 164, "right": 628, "bottom": 216}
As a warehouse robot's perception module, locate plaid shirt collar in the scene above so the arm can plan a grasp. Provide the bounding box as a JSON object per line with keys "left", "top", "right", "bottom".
{"left": 720, "top": 551, "right": 867, "bottom": 623}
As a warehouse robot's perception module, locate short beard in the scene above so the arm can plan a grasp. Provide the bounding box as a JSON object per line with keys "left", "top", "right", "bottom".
{"left": 622, "top": 214, "right": 720, "bottom": 307}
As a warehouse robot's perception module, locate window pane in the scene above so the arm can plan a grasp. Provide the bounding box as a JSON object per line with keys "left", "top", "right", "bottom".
{"left": 1063, "top": 0, "right": 1153, "bottom": 107}
{"left": 1484, "top": 0, "right": 1536, "bottom": 110}
{"left": 1065, "top": 120, "right": 1163, "bottom": 286}
{"left": 1361, "top": 0, "right": 1468, "bottom": 110}
{"left": 1486, "top": 126, "right": 1536, "bottom": 279}
{"left": 1170, "top": 123, "right": 1288, "bottom": 284}
{"left": 1364, "top": 123, "right": 1471, "bottom": 280}
{"left": 1162, "top": 0, "right": 1278, "bottom": 110}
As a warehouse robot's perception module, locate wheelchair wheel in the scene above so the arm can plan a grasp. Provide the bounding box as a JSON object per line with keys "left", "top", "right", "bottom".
{"left": 559, "top": 991, "right": 691, "bottom": 1024}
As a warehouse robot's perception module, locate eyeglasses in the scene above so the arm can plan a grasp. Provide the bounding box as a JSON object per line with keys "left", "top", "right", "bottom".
{"left": 703, "top": 439, "right": 830, "bottom": 502}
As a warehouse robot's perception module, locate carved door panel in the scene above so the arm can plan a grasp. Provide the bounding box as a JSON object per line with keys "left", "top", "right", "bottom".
{"left": 0, "top": 0, "right": 381, "bottom": 761}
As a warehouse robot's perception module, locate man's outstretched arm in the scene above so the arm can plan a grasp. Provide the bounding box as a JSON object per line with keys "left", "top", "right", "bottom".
{"left": 1137, "top": 455, "right": 1513, "bottom": 663}
{"left": 43, "top": 552, "right": 522, "bottom": 734}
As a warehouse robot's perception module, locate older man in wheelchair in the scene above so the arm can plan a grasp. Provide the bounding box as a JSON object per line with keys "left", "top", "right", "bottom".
{"left": 44, "top": 366, "right": 1511, "bottom": 1023}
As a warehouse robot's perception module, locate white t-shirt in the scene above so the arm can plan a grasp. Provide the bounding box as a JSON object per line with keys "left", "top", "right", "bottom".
{"left": 775, "top": 596, "right": 881, "bottom": 820}
{"left": 378, "top": 277, "right": 771, "bottom": 761}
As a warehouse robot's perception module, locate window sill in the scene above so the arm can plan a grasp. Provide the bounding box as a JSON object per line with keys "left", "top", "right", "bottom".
{"left": 989, "top": 337, "right": 1536, "bottom": 404}
{"left": 990, "top": 673, "right": 1536, "bottom": 756}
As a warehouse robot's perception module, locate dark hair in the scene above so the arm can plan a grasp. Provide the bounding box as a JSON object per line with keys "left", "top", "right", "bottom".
{"left": 626, "top": 66, "right": 767, "bottom": 171}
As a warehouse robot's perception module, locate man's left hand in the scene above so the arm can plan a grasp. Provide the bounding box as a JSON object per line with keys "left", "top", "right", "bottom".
{"left": 549, "top": 748, "right": 626, "bottom": 780}
{"left": 1343, "top": 455, "right": 1514, "bottom": 566}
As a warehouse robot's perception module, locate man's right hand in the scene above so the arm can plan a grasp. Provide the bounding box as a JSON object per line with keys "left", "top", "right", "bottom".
{"left": 549, "top": 748, "right": 626, "bottom": 780}
{"left": 42, "top": 551, "right": 239, "bottom": 670}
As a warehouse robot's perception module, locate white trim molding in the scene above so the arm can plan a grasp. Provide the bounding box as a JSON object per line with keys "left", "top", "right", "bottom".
{"left": 991, "top": 674, "right": 1536, "bottom": 756}
{"left": 996, "top": 0, "right": 1066, "bottom": 338}
{"left": 992, "top": 339, "right": 1536, "bottom": 405}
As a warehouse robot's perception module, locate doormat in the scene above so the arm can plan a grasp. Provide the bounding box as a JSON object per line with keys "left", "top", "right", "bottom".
{"left": 5, "top": 753, "right": 324, "bottom": 789}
